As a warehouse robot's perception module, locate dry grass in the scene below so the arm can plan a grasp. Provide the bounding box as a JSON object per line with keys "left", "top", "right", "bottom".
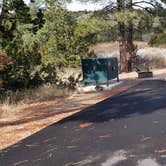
{"left": 136, "top": 48, "right": 166, "bottom": 69}
{"left": 91, "top": 41, "right": 166, "bottom": 55}
{"left": 2, "top": 84, "right": 70, "bottom": 102}
{"left": 157, "top": 44, "right": 166, "bottom": 48}
{"left": 119, "top": 68, "right": 166, "bottom": 80}
{"left": 0, "top": 84, "right": 71, "bottom": 114}
{"left": 90, "top": 41, "right": 148, "bottom": 57}
{"left": 91, "top": 42, "right": 166, "bottom": 69}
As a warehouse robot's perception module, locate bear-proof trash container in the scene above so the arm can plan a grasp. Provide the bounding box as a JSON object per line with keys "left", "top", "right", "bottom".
{"left": 81, "top": 57, "right": 119, "bottom": 86}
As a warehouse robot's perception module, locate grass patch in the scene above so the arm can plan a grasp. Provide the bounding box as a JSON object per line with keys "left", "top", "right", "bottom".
{"left": 0, "top": 84, "right": 73, "bottom": 115}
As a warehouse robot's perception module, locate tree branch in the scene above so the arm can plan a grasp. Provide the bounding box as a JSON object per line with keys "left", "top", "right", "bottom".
{"left": 132, "top": 0, "right": 156, "bottom": 8}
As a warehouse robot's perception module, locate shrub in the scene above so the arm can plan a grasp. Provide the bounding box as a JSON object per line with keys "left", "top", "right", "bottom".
{"left": 148, "top": 33, "right": 166, "bottom": 46}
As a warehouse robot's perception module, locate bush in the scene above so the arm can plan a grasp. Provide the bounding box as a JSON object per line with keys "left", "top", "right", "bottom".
{"left": 148, "top": 33, "right": 166, "bottom": 46}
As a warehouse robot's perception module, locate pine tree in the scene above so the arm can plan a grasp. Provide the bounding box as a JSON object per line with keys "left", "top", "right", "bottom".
{"left": 0, "top": 0, "right": 31, "bottom": 48}
{"left": 79, "top": 0, "right": 159, "bottom": 72}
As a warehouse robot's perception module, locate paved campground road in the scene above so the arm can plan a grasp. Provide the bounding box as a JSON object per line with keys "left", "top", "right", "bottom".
{"left": 0, "top": 80, "right": 166, "bottom": 166}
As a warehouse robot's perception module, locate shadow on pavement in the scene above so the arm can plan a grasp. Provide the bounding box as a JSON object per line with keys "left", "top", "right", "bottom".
{"left": 57, "top": 80, "right": 166, "bottom": 124}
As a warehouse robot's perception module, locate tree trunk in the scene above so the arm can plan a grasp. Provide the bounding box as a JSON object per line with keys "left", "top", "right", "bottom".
{"left": 124, "top": 21, "right": 134, "bottom": 72}
{"left": 125, "top": 0, "right": 135, "bottom": 72}
{"left": 117, "top": 0, "right": 135, "bottom": 73}
{"left": 0, "top": 0, "right": 7, "bottom": 27}
{"left": 117, "top": 0, "right": 128, "bottom": 72}
{"left": 118, "top": 22, "right": 127, "bottom": 72}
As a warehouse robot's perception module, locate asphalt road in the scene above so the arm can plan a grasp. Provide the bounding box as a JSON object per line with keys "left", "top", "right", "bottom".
{"left": 1, "top": 80, "right": 166, "bottom": 166}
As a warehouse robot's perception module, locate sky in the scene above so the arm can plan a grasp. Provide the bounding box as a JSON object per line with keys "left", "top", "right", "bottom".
{"left": 24, "top": 0, "right": 105, "bottom": 11}
{"left": 24, "top": 0, "right": 165, "bottom": 11}
{"left": 66, "top": 1, "right": 103, "bottom": 11}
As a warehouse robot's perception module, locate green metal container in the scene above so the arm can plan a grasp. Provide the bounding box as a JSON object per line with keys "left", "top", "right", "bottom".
{"left": 81, "top": 57, "right": 119, "bottom": 86}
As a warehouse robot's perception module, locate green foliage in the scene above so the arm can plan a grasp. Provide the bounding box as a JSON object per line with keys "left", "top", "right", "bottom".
{"left": 0, "top": 0, "right": 42, "bottom": 90}
{"left": 36, "top": 5, "right": 92, "bottom": 68}
{"left": 2, "top": 26, "right": 41, "bottom": 89}
{"left": 0, "top": 0, "right": 93, "bottom": 90}
{"left": 75, "top": 12, "right": 118, "bottom": 42}
{"left": 74, "top": 9, "right": 154, "bottom": 43}
{"left": 148, "top": 2, "right": 166, "bottom": 46}
{"left": 0, "top": 0, "right": 31, "bottom": 46}
{"left": 149, "top": 32, "right": 166, "bottom": 46}
{"left": 113, "top": 10, "right": 140, "bottom": 26}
